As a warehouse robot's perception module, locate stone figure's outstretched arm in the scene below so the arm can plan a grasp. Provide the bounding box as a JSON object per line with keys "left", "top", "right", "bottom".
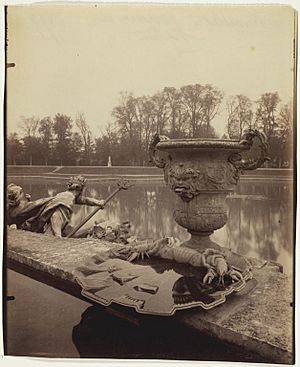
{"left": 76, "top": 196, "right": 105, "bottom": 208}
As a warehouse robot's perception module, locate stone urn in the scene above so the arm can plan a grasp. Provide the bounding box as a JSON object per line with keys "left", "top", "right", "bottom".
{"left": 149, "top": 130, "right": 269, "bottom": 251}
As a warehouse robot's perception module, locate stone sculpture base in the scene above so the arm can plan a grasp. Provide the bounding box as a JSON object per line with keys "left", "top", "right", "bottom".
{"left": 181, "top": 233, "right": 222, "bottom": 252}
{"left": 7, "top": 230, "right": 293, "bottom": 363}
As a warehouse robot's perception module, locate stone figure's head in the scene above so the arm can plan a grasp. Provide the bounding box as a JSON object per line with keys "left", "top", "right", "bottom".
{"left": 7, "top": 183, "right": 31, "bottom": 208}
{"left": 67, "top": 176, "right": 86, "bottom": 196}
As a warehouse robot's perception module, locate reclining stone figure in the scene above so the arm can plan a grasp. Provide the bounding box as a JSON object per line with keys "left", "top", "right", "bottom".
{"left": 7, "top": 176, "right": 105, "bottom": 237}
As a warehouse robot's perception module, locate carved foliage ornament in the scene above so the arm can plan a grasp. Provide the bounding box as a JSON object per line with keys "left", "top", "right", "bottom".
{"left": 164, "top": 161, "right": 240, "bottom": 201}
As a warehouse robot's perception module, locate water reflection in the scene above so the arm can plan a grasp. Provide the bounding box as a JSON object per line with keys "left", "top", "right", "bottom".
{"left": 72, "top": 304, "right": 269, "bottom": 361}
{"left": 8, "top": 179, "right": 294, "bottom": 274}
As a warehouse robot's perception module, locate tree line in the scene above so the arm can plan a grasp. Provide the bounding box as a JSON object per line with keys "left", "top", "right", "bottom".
{"left": 7, "top": 84, "right": 293, "bottom": 167}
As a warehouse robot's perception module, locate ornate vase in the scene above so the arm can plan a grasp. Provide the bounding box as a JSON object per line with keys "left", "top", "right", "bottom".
{"left": 149, "top": 130, "right": 269, "bottom": 251}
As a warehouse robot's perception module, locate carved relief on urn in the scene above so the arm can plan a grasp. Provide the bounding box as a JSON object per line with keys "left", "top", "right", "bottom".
{"left": 149, "top": 130, "right": 269, "bottom": 251}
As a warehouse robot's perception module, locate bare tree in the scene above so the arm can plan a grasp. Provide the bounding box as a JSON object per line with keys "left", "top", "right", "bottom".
{"left": 226, "top": 95, "right": 253, "bottom": 139}
{"left": 71, "top": 132, "right": 83, "bottom": 165}
{"left": 255, "top": 92, "right": 281, "bottom": 141}
{"left": 112, "top": 92, "right": 140, "bottom": 164}
{"left": 276, "top": 103, "right": 293, "bottom": 167}
{"left": 151, "top": 91, "right": 169, "bottom": 134}
{"left": 113, "top": 92, "right": 138, "bottom": 140}
{"left": 7, "top": 133, "right": 23, "bottom": 165}
{"left": 75, "top": 113, "right": 93, "bottom": 165}
{"left": 19, "top": 115, "right": 40, "bottom": 138}
{"left": 164, "top": 87, "right": 188, "bottom": 138}
{"left": 135, "top": 96, "right": 155, "bottom": 162}
{"left": 180, "top": 84, "right": 205, "bottom": 137}
{"left": 201, "top": 84, "right": 223, "bottom": 136}
{"left": 53, "top": 113, "right": 73, "bottom": 166}
{"left": 255, "top": 93, "right": 294, "bottom": 167}
{"left": 38, "top": 116, "right": 54, "bottom": 165}
{"left": 180, "top": 84, "right": 222, "bottom": 137}
{"left": 95, "top": 123, "right": 120, "bottom": 165}
{"left": 277, "top": 103, "right": 292, "bottom": 139}
{"left": 19, "top": 116, "right": 40, "bottom": 165}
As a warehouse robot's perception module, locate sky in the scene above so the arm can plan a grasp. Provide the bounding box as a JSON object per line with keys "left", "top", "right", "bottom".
{"left": 6, "top": 4, "right": 296, "bottom": 137}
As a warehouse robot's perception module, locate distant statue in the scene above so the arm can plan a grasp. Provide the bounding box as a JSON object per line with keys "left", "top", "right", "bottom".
{"left": 107, "top": 156, "right": 112, "bottom": 167}
{"left": 7, "top": 176, "right": 106, "bottom": 238}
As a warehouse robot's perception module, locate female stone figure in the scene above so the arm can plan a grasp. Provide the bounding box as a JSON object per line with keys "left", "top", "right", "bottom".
{"left": 7, "top": 176, "right": 105, "bottom": 237}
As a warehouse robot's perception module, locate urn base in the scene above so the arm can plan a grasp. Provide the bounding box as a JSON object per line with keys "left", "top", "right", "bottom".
{"left": 181, "top": 232, "right": 222, "bottom": 252}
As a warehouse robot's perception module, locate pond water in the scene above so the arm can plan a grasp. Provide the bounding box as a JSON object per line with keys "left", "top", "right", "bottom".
{"left": 8, "top": 178, "right": 294, "bottom": 274}
{"left": 5, "top": 177, "right": 294, "bottom": 359}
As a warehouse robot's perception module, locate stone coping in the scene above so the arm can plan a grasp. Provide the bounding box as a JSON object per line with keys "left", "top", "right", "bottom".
{"left": 6, "top": 229, "right": 294, "bottom": 364}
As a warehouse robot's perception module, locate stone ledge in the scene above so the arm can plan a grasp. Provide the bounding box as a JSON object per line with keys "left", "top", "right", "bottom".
{"left": 6, "top": 229, "right": 294, "bottom": 364}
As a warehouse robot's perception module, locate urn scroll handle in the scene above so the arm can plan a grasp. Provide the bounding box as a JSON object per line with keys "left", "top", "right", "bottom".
{"left": 149, "top": 133, "right": 170, "bottom": 168}
{"left": 228, "top": 129, "right": 270, "bottom": 171}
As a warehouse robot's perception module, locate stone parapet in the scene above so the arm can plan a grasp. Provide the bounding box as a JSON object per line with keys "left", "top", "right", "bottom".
{"left": 6, "top": 229, "right": 294, "bottom": 363}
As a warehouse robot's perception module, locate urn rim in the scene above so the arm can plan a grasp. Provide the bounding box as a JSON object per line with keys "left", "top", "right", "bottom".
{"left": 156, "top": 138, "right": 250, "bottom": 152}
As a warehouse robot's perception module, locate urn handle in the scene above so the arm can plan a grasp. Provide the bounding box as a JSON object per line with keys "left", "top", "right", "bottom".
{"left": 228, "top": 129, "right": 270, "bottom": 171}
{"left": 149, "top": 134, "right": 170, "bottom": 168}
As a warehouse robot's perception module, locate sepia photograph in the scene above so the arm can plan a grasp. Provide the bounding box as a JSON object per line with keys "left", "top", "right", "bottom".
{"left": 3, "top": 3, "right": 297, "bottom": 364}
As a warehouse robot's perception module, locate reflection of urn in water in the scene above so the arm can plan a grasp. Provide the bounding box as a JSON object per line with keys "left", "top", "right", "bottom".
{"left": 149, "top": 130, "right": 269, "bottom": 251}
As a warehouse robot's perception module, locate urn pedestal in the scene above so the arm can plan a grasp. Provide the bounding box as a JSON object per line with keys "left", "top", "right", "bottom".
{"left": 149, "top": 131, "right": 268, "bottom": 252}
